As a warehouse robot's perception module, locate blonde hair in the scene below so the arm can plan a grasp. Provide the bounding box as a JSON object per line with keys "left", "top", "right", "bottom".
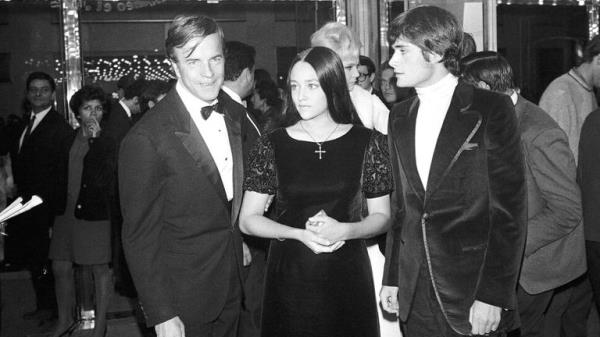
{"left": 310, "top": 22, "right": 361, "bottom": 56}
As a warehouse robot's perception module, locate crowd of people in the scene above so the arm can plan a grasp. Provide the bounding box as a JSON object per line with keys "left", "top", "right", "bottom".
{"left": 0, "top": 4, "right": 600, "bottom": 337}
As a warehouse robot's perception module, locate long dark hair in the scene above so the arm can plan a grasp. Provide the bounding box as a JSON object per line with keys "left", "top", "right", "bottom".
{"left": 283, "top": 46, "right": 361, "bottom": 126}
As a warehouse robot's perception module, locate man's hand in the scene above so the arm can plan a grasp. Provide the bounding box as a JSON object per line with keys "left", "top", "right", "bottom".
{"left": 469, "top": 300, "right": 501, "bottom": 335}
{"left": 155, "top": 316, "right": 185, "bottom": 337}
{"left": 242, "top": 241, "right": 252, "bottom": 266}
{"left": 379, "top": 286, "right": 399, "bottom": 315}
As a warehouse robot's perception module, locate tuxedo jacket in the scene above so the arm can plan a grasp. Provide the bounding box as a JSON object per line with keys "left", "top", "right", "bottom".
{"left": 516, "top": 96, "right": 586, "bottom": 294}
{"left": 579, "top": 108, "right": 600, "bottom": 243}
{"left": 383, "top": 81, "right": 526, "bottom": 334}
{"left": 105, "top": 100, "right": 133, "bottom": 145}
{"left": 119, "top": 89, "right": 259, "bottom": 327}
{"left": 11, "top": 108, "right": 73, "bottom": 213}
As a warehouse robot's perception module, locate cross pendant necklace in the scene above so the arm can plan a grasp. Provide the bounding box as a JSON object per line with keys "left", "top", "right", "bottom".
{"left": 299, "top": 122, "right": 339, "bottom": 160}
{"left": 314, "top": 143, "right": 326, "bottom": 159}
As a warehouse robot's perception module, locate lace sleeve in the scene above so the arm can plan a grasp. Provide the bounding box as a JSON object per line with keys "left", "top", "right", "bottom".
{"left": 362, "top": 130, "right": 393, "bottom": 198}
{"left": 244, "top": 134, "right": 277, "bottom": 195}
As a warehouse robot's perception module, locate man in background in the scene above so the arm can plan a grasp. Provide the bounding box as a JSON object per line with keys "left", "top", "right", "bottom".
{"left": 462, "top": 51, "right": 586, "bottom": 337}
{"left": 8, "top": 71, "right": 73, "bottom": 322}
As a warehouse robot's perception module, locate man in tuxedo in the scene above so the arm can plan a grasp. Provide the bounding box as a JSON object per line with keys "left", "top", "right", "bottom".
{"left": 221, "top": 40, "right": 263, "bottom": 337}
{"left": 105, "top": 77, "right": 146, "bottom": 298}
{"left": 7, "top": 71, "right": 73, "bottom": 320}
{"left": 380, "top": 7, "right": 526, "bottom": 337}
{"left": 119, "top": 15, "right": 259, "bottom": 337}
{"left": 461, "top": 51, "right": 586, "bottom": 337}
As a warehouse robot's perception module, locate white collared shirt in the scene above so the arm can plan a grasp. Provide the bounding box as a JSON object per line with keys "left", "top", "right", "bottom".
{"left": 19, "top": 106, "right": 51, "bottom": 150}
{"left": 414, "top": 73, "right": 458, "bottom": 189}
{"left": 176, "top": 81, "right": 234, "bottom": 201}
{"left": 221, "top": 85, "right": 261, "bottom": 135}
{"left": 119, "top": 99, "right": 132, "bottom": 118}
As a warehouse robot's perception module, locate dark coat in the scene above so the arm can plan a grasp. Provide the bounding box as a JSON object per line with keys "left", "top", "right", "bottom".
{"left": 59, "top": 132, "right": 117, "bottom": 221}
{"left": 11, "top": 108, "right": 74, "bottom": 213}
{"left": 579, "top": 107, "right": 600, "bottom": 243}
{"left": 383, "top": 81, "right": 526, "bottom": 334}
{"left": 119, "top": 88, "right": 259, "bottom": 328}
{"left": 516, "top": 95, "right": 586, "bottom": 294}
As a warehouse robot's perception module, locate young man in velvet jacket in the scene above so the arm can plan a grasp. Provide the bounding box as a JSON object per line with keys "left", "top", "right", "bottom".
{"left": 380, "top": 6, "right": 527, "bottom": 337}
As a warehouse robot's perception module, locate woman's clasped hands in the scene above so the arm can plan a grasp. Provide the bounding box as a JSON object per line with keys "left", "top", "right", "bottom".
{"left": 301, "top": 210, "right": 347, "bottom": 254}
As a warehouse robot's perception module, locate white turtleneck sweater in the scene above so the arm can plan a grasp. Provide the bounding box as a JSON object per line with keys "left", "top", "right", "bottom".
{"left": 415, "top": 73, "right": 458, "bottom": 188}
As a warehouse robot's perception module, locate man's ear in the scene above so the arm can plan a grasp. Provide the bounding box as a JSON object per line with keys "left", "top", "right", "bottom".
{"left": 477, "top": 80, "right": 491, "bottom": 90}
{"left": 369, "top": 73, "right": 376, "bottom": 83}
{"left": 594, "top": 54, "right": 600, "bottom": 66}
{"left": 427, "top": 52, "right": 443, "bottom": 64}
{"left": 171, "top": 59, "right": 181, "bottom": 79}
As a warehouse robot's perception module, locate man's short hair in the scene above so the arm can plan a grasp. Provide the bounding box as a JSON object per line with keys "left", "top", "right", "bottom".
{"left": 123, "top": 79, "right": 147, "bottom": 100}
{"left": 165, "top": 14, "right": 224, "bottom": 62}
{"left": 460, "top": 51, "right": 517, "bottom": 93}
{"left": 310, "top": 22, "right": 361, "bottom": 56}
{"left": 359, "top": 55, "right": 376, "bottom": 75}
{"left": 582, "top": 35, "right": 600, "bottom": 64}
{"left": 26, "top": 71, "right": 55, "bottom": 92}
{"left": 388, "top": 5, "right": 462, "bottom": 75}
{"left": 224, "top": 41, "right": 256, "bottom": 81}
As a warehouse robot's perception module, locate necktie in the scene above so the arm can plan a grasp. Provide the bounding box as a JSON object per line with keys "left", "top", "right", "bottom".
{"left": 22, "top": 114, "right": 36, "bottom": 146}
{"left": 200, "top": 103, "right": 221, "bottom": 120}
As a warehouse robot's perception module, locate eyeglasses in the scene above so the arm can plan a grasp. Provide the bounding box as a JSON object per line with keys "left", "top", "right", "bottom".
{"left": 357, "top": 72, "right": 371, "bottom": 82}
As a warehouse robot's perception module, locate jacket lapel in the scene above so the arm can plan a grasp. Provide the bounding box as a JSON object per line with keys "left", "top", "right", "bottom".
{"left": 426, "top": 82, "right": 482, "bottom": 199}
{"left": 170, "top": 91, "right": 229, "bottom": 207}
{"left": 393, "top": 97, "right": 426, "bottom": 204}
{"left": 219, "top": 92, "right": 244, "bottom": 226}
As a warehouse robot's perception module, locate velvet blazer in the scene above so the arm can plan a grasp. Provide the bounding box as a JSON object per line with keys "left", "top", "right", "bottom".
{"left": 383, "top": 81, "right": 527, "bottom": 334}
{"left": 119, "top": 89, "right": 259, "bottom": 328}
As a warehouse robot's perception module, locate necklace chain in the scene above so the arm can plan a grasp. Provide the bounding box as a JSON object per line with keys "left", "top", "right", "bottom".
{"left": 299, "top": 122, "right": 340, "bottom": 160}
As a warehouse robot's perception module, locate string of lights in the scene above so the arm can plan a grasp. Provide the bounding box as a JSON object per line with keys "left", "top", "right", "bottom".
{"left": 83, "top": 55, "right": 174, "bottom": 82}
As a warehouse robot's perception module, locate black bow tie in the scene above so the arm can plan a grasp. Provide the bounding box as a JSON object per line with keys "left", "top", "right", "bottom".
{"left": 200, "top": 103, "right": 221, "bottom": 120}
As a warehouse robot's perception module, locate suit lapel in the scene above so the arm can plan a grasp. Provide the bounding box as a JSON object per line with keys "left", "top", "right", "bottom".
{"left": 219, "top": 92, "right": 244, "bottom": 226}
{"left": 170, "top": 91, "right": 229, "bottom": 207}
{"left": 393, "top": 97, "right": 426, "bottom": 204}
{"left": 426, "top": 82, "right": 482, "bottom": 199}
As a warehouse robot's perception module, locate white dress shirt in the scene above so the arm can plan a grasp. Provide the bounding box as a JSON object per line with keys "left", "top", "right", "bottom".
{"left": 414, "top": 74, "right": 458, "bottom": 188}
{"left": 19, "top": 106, "right": 51, "bottom": 150}
{"left": 222, "top": 85, "right": 261, "bottom": 135}
{"left": 176, "top": 81, "right": 234, "bottom": 201}
{"left": 350, "top": 85, "right": 390, "bottom": 134}
{"left": 119, "top": 99, "right": 132, "bottom": 118}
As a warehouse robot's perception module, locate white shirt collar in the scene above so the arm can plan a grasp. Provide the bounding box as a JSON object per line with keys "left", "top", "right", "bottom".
{"left": 176, "top": 81, "right": 219, "bottom": 116}
{"left": 221, "top": 85, "right": 247, "bottom": 108}
{"left": 32, "top": 106, "right": 52, "bottom": 122}
{"left": 510, "top": 91, "right": 519, "bottom": 106}
{"left": 119, "top": 99, "right": 132, "bottom": 118}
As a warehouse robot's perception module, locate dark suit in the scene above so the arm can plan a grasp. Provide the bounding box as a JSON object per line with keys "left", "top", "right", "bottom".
{"left": 104, "top": 100, "right": 136, "bottom": 296}
{"left": 220, "top": 90, "right": 264, "bottom": 337}
{"left": 578, "top": 107, "right": 600, "bottom": 318}
{"left": 119, "top": 89, "right": 258, "bottom": 336}
{"left": 515, "top": 96, "right": 585, "bottom": 337}
{"left": 384, "top": 81, "right": 526, "bottom": 335}
{"left": 7, "top": 108, "right": 73, "bottom": 310}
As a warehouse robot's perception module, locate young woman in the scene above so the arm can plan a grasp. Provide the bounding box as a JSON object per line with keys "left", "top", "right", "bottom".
{"left": 48, "top": 85, "right": 115, "bottom": 337}
{"left": 240, "top": 46, "right": 392, "bottom": 337}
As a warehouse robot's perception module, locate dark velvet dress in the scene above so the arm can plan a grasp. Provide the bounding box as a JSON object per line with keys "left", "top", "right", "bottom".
{"left": 244, "top": 125, "right": 392, "bottom": 337}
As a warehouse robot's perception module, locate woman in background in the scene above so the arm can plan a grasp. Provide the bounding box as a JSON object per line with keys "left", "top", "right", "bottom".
{"left": 49, "top": 85, "right": 115, "bottom": 337}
